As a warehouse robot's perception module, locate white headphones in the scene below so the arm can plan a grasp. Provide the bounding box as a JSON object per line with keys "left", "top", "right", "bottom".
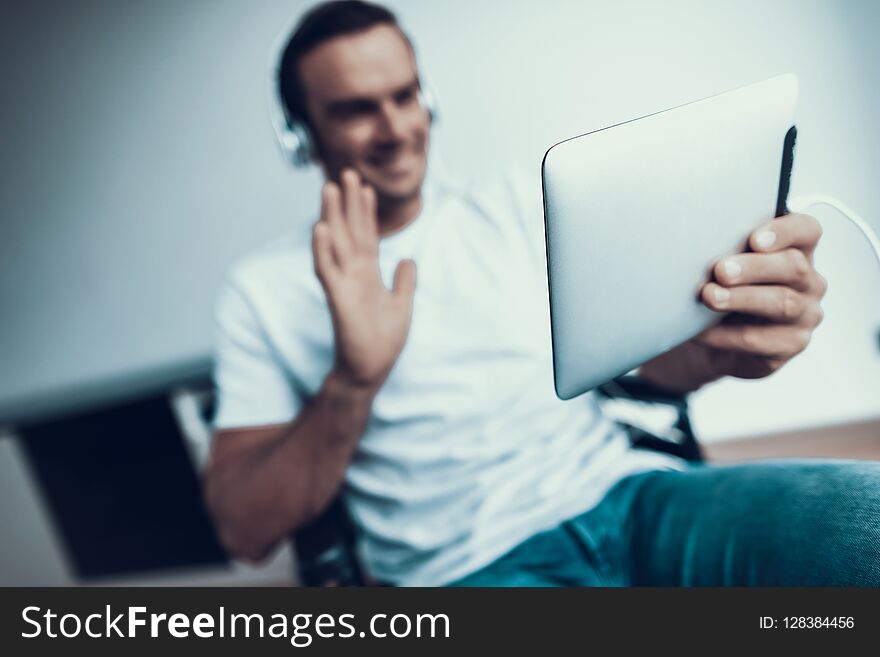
{"left": 267, "top": 19, "right": 439, "bottom": 168}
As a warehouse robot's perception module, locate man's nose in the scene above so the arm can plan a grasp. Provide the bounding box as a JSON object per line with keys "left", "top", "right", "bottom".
{"left": 375, "top": 101, "right": 409, "bottom": 142}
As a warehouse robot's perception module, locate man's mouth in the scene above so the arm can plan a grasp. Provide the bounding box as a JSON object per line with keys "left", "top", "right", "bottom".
{"left": 367, "top": 147, "right": 420, "bottom": 173}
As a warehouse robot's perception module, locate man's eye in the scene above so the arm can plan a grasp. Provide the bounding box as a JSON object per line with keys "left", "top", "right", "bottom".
{"left": 348, "top": 104, "right": 374, "bottom": 117}
{"left": 395, "top": 88, "right": 418, "bottom": 106}
{"left": 333, "top": 103, "right": 375, "bottom": 120}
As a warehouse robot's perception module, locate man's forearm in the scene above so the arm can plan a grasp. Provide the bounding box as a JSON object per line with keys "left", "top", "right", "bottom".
{"left": 205, "top": 369, "right": 377, "bottom": 561}
{"left": 637, "top": 343, "right": 723, "bottom": 395}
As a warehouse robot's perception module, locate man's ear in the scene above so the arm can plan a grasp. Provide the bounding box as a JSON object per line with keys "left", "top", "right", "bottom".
{"left": 310, "top": 142, "right": 326, "bottom": 170}
{"left": 305, "top": 121, "right": 331, "bottom": 170}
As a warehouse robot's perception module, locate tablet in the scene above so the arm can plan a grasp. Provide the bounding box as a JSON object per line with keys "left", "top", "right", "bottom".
{"left": 542, "top": 73, "right": 798, "bottom": 399}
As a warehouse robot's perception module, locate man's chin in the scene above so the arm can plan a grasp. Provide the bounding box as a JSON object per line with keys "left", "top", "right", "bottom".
{"left": 367, "top": 171, "right": 425, "bottom": 207}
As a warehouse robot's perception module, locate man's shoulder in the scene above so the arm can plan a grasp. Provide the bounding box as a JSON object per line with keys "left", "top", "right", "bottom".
{"left": 438, "top": 166, "right": 539, "bottom": 206}
{"left": 446, "top": 166, "right": 543, "bottom": 241}
{"left": 223, "top": 231, "right": 315, "bottom": 295}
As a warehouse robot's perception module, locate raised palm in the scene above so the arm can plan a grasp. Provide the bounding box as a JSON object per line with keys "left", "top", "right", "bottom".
{"left": 312, "top": 169, "right": 417, "bottom": 389}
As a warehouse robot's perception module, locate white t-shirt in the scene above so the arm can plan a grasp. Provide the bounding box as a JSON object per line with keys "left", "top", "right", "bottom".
{"left": 212, "top": 170, "right": 688, "bottom": 586}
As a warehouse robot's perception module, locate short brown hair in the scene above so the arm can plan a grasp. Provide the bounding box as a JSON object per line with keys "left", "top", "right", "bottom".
{"left": 278, "top": 1, "right": 405, "bottom": 128}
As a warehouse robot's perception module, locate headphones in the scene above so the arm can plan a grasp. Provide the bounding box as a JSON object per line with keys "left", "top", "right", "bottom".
{"left": 267, "top": 20, "right": 439, "bottom": 168}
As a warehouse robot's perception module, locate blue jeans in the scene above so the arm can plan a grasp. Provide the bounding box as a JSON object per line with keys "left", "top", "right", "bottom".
{"left": 449, "top": 458, "right": 880, "bottom": 586}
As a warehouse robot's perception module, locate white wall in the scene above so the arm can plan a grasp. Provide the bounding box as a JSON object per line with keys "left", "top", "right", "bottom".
{"left": 1, "top": 0, "right": 878, "bottom": 437}
{"left": 0, "top": 0, "right": 320, "bottom": 419}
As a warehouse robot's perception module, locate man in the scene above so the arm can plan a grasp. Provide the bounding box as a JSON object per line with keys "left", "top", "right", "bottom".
{"left": 204, "top": 1, "right": 879, "bottom": 586}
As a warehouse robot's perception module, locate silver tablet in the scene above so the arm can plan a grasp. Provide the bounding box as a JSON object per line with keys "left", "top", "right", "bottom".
{"left": 542, "top": 74, "right": 799, "bottom": 399}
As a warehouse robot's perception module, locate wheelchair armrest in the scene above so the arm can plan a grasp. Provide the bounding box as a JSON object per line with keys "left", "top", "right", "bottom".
{"left": 597, "top": 375, "right": 704, "bottom": 464}
{"left": 290, "top": 497, "right": 366, "bottom": 587}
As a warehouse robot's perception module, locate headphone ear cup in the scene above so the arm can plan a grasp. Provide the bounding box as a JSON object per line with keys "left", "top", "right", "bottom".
{"left": 286, "top": 120, "right": 314, "bottom": 167}
{"left": 419, "top": 87, "right": 439, "bottom": 123}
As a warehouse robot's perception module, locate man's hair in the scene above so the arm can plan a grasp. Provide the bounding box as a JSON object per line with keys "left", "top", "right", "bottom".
{"left": 278, "top": 0, "right": 405, "bottom": 128}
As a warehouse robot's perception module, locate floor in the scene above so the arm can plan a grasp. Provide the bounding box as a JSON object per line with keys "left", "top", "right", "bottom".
{"left": 702, "top": 416, "right": 880, "bottom": 463}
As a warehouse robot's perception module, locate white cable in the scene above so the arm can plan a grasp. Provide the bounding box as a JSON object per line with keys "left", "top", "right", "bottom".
{"left": 788, "top": 194, "right": 880, "bottom": 268}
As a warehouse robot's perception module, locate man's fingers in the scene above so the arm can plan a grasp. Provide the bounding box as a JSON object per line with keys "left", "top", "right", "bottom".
{"left": 361, "top": 184, "right": 379, "bottom": 245}
{"left": 694, "top": 322, "right": 812, "bottom": 359}
{"left": 348, "top": 182, "right": 378, "bottom": 251}
{"left": 341, "top": 168, "right": 364, "bottom": 246}
{"left": 748, "top": 213, "right": 823, "bottom": 260}
{"left": 713, "top": 249, "right": 815, "bottom": 291}
{"left": 702, "top": 282, "right": 823, "bottom": 325}
{"left": 312, "top": 221, "right": 338, "bottom": 286}
{"left": 321, "top": 182, "right": 352, "bottom": 261}
{"left": 391, "top": 259, "right": 417, "bottom": 305}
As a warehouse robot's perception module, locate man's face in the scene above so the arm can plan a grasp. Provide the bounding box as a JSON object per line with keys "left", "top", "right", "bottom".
{"left": 299, "top": 24, "right": 431, "bottom": 208}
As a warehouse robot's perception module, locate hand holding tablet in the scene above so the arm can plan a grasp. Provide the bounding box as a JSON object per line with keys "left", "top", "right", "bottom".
{"left": 639, "top": 211, "right": 827, "bottom": 393}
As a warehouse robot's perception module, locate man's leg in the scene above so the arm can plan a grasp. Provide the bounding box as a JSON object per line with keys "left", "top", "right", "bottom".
{"left": 594, "top": 457, "right": 880, "bottom": 586}
{"left": 448, "top": 519, "right": 607, "bottom": 587}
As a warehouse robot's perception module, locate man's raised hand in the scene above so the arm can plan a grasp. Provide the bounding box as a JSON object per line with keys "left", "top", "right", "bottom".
{"left": 312, "top": 169, "right": 417, "bottom": 390}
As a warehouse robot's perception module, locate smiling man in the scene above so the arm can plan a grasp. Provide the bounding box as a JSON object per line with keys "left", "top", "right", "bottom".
{"left": 203, "top": 1, "right": 880, "bottom": 586}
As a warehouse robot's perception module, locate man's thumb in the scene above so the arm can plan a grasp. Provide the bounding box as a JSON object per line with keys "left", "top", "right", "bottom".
{"left": 392, "top": 259, "right": 417, "bottom": 301}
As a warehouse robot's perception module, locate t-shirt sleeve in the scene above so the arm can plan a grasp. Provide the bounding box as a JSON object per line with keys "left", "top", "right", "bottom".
{"left": 211, "top": 278, "right": 303, "bottom": 430}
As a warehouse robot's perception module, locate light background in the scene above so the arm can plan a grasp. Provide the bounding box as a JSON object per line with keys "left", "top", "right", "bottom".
{"left": 1, "top": 0, "right": 878, "bottom": 440}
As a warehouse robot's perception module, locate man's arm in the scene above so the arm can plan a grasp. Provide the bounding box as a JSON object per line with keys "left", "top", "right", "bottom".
{"left": 203, "top": 169, "right": 417, "bottom": 562}
{"left": 204, "top": 369, "right": 376, "bottom": 562}
{"left": 639, "top": 213, "right": 827, "bottom": 393}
